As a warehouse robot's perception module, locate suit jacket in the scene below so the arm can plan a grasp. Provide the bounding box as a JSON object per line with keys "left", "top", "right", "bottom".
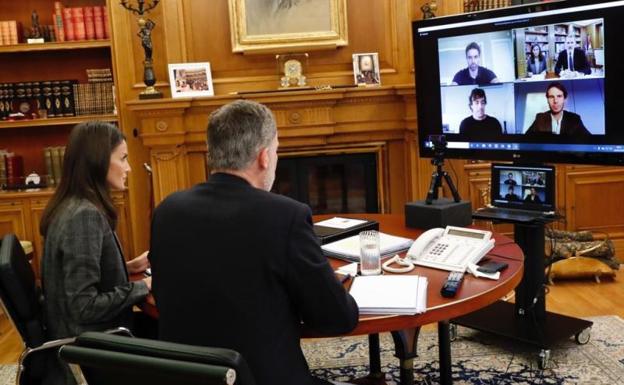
{"left": 555, "top": 48, "right": 591, "bottom": 75}
{"left": 526, "top": 110, "right": 591, "bottom": 140}
{"left": 149, "top": 173, "right": 359, "bottom": 385}
{"left": 41, "top": 198, "right": 148, "bottom": 384}
{"left": 526, "top": 58, "right": 547, "bottom": 74}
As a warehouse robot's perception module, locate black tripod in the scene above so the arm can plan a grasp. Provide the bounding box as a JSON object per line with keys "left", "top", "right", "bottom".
{"left": 425, "top": 139, "right": 461, "bottom": 205}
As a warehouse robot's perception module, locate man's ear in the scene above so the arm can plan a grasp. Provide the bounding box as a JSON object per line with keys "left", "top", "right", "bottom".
{"left": 258, "top": 147, "right": 269, "bottom": 170}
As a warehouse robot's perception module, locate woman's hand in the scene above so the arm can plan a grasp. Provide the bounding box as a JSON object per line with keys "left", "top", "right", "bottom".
{"left": 126, "top": 251, "right": 150, "bottom": 274}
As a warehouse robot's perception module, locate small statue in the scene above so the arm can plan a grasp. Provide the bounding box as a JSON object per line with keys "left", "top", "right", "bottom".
{"left": 29, "top": 10, "right": 42, "bottom": 39}
{"left": 138, "top": 19, "right": 155, "bottom": 61}
{"left": 421, "top": 2, "right": 437, "bottom": 19}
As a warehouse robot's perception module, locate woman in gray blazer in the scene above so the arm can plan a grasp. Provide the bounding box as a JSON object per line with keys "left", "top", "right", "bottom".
{"left": 39, "top": 121, "right": 152, "bottom": 384}
{"left": 527, "top": 43, "right": 547, "bottom": 76}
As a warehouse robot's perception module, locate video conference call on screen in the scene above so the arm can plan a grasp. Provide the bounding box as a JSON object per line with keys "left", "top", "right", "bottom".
{"left": 413, "top": 1, "right": 624, "bottom": 164}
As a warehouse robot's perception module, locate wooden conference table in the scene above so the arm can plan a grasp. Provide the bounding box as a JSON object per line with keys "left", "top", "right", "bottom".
{"left": 140, "top": 214, "right": 523, "bottom": 385}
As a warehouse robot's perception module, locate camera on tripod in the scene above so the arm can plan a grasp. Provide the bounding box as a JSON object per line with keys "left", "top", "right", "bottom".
{"left": 429, "top": 134, "right": 447, "bottom": 164}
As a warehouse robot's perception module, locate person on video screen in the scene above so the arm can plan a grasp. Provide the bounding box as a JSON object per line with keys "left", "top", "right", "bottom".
{"left": 459, "top": 88, "right": 503, "bottom": 140}
{"left": 527, "top": 44, "right": 547, "bottom": 76}
{"left": 526, "top": 82, "right": 591, "bottom": 139}
{"left": 524, "top": 187, "right": 542, "bottom": 203}
{"left": 554, "top": 35, "right": 591, "bottom": 77}
{"left": 532, "top": 174, "right": 545, "bottom": 186}
{"left": 504, "top": 185, "right": 519, "bottom": 201}
{"left": 503, "top": 172, "right": 517, "bottom": 186}
{"left": 451, "top": 42, "right": 499, "bottom": 85}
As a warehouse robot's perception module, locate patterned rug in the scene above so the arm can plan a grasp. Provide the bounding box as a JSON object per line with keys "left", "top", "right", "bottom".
{"left": 1, "top": 316, "right": 622, "bottom": 385}
{"left": 302, "top": 315, "right": 624, "bottom": 385}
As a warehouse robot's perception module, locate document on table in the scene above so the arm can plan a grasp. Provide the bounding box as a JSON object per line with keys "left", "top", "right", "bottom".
{"left": 321, "top": 232, "right": 413, "bottom": 262}
{"left": 348, "top": 275, "right": 428, "bottom": 315}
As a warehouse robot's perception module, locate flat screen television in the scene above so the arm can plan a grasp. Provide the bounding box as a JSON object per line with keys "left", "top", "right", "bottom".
{"left": 412, "top": 0, "right": 624, "bottom": 165}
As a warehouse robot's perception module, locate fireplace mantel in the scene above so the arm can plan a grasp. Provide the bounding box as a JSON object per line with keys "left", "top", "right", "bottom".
{"left": 127, "top": 84, "right": 419, "bottom": 212}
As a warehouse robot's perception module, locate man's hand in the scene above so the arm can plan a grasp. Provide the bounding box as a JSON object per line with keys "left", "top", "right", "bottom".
{"left": 127, "top": 251, "right": 150, "bottom": 274}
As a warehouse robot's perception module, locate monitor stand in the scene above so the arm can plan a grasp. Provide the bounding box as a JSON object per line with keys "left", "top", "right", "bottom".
{"left": 451, "top": 218, "right": 593, "bottom": 369}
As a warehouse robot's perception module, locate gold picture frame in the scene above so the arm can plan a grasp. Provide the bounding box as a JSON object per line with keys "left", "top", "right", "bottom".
{"left": 228, "top": 0, "right": 348, "bottom": 54}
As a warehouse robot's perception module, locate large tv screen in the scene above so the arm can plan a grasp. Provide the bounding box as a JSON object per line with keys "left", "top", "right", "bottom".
{"left": 412, "top": 0, "right": 624, "bottom": 165}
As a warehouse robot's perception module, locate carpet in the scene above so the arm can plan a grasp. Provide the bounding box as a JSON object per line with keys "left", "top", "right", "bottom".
{"left": 0, "top": 316, "right": 622, "bottom": 385}
{"left": 302, "top": 315, "right": 624, "bottom": 385}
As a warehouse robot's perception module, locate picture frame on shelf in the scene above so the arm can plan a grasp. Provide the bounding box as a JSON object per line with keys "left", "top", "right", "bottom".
{"left": 352, "top": 52, "right": 381, "bottom": 86}
{"left": 168, "top": 62, "right": 214, "bottom": 98}
{"left": 228, "top": 0, "right": 348, "bottom": 53}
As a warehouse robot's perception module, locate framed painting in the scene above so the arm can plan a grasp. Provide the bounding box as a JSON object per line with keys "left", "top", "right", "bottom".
{"left": 168, "top": 62, "right": 214, "bottom": 98}
{"left": 228, "top": 0, "right": 348, "bottom": 54}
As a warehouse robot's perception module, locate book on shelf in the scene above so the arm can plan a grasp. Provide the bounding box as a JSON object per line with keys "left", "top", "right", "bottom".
{"left": 72, "top": 7, "right": 86, "bottom": 41}
{"left": 53, "top": 1, "right": 65, "bottom": 42}
{"left": 103, "top": 6, "right": 110, "bottom": 39}
{"left": 83, "top": 7, "right": 95, "bottom": 40}
{"left": 43, "top": 147, "right": 55, "bottom": 187}
{"left": 5, "top": 153, "right": 24, "bottom": 188}
{"left": 349, "top": 275, "right": 428, "bottom": 315}
{"left": 0, "top": 149, "right": 8, "bottom": 187}
{"left": 63, "top": 7, "right": 75, "bottom": 41}
{"left": 93, "top": 6, "right": 105, "bottom": 40}
{"left": 50, "top": 147, "right": 63, "bottom": 186}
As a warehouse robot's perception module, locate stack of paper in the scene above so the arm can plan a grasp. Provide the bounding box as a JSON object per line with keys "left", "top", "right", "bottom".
{"left": 349, "top": 275, "right": 428, "bottom": 315}
{"left": 321, "top": 232, "right": 413, "bottom": 262}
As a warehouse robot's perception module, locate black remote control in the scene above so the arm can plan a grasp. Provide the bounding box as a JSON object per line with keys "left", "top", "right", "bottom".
{"left": 440, "top": 271, "right": 464, "bottom": 298}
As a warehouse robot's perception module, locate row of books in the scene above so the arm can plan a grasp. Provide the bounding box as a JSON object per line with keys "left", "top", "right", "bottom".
{"left": 43, "top": 146, "right": 66, "bottom": 188}
{"left": 0, "top": 77, "right": 115, "bottom": 120}
{"left": 0, "top": 21, "right": 21, "bottom": 45}
{"left": 464, "top": 0, "right": 512, "bottom": 12}
{"left": 53, "top": 2, "right": 110, "bottom": 42}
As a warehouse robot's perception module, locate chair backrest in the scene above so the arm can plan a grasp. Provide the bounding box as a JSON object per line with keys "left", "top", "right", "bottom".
{"left": 0, "top": 233, "right": 50, "bottom": 385}
{"left": 59, "top": 332, "right": 257, "bottom": 385}
{"left": 0, "top": 233, "right": 45, "bottom": 347}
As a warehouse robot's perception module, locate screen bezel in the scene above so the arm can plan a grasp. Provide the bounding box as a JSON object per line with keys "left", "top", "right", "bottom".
{"left": 412, "top": 0, "right": 624, "bottom": 165}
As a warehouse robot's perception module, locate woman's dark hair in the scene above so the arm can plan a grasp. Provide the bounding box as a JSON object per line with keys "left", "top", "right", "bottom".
{"left": 529, "top": 44, "right": 544, "bottom": 61}
{"left": 40, "top": 121, "right": 125, "bottom": 236}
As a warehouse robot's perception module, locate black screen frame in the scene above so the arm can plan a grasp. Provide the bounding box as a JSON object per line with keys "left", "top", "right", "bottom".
{"left": 412, "top": 0, "right": 624, "bottom": 165}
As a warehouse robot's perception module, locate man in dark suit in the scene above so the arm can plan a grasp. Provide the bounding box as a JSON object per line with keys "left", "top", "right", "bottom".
{"left": 554, "top": 34, "right": 591, "bottom": 76}
{"left": 148, "top": 100, "right": 359, "bottom": 385}
{"left": 526, "top": 82, "right": 591, "bottom": 140}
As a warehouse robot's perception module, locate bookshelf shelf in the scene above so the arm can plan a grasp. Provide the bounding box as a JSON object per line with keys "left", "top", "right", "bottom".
{"left": 0, "top": 114, "right": 118, "bottom": 130}
{"left": 0, "top": 40, "right": 111, "bottom": 54}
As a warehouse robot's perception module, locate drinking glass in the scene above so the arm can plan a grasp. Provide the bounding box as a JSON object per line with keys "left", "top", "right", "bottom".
{"left": 359, "top": 230, "right": 381, "bottom": 275}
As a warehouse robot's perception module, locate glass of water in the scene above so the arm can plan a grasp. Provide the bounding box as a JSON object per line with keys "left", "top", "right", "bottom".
{"left": 359, "top": 230, "right": 381, "bottom": 275}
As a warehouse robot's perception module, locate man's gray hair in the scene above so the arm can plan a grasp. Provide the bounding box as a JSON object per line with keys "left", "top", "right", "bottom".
{"left": 207, "top": 100, "right": 277, "bottom": 171}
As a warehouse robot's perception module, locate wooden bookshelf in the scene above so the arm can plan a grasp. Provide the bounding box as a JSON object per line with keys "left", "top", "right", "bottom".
{"left": 0, "top": 113, "right": 118, "bottom": 130}
{"left": 0, "top": 40, "right": 111, "bottom": 54}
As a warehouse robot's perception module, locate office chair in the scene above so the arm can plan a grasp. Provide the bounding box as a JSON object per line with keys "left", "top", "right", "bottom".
{"left": 59, "top": 331, "right": 257, "bottom": 385}
{"left": 0, "top": 233, "right": 130, "bottom": 385}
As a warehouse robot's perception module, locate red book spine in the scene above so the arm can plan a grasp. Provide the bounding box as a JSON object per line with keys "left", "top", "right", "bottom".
{"left": 72, "top": 7, "right": 86, "bottom": 41}
{"left": 63, "top": 8, "right": 75, "bottom": 41}
{"left": 83, "top": 7, "right": 95, "bottom": 40}
{"left": 6, "top": 155, "right": 24, "bottom": 187}
{"left": 93, "top": 6, "right": 105, "bottom": 40}
{"left": 103, "top": 6, "right": 111, "bottom": 39}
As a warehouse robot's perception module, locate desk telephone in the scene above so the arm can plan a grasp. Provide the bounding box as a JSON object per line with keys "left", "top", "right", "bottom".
{"left": 407, "top": 226, "right": 495, "bottom": 272}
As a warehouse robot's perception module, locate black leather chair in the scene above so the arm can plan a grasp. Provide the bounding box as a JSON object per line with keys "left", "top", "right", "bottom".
{"left": 0, "top": 233, "right": 130, "bottom": 385}
{"left": 59, "top": 331, "right": 257, "bottom": 385}
{"left": 0, "top": 233, "right": 69, "bottom": 385}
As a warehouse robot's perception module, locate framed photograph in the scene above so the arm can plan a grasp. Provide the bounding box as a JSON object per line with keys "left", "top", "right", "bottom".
{"left": 168, "top": 62, "right": 214, "bottom": 98}
{"left": 352, "top": 53, "right": 381, "bottom": 86}
{"left": 228, "top": 0, "right": 348, "bottom": 53}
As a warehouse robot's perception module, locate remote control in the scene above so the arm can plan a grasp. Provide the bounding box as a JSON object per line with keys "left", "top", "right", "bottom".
{"left": 440, "top": 271, "right": 464, "bottom": 298}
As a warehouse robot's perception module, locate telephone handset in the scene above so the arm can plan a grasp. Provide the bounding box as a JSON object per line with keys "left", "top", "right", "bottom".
{"left": 407, "top": 226, "right": 495, "bottom": 272}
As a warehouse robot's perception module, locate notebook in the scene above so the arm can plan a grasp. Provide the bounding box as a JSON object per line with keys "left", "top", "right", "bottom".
{"left": 349, "top": 275, "right": 428, "bottom": 315}
{"left": 474, "top": 163, "right": 556, "bottom": 223}
{"left": 321, "top": 232, "right": 414, "bottom": 263}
